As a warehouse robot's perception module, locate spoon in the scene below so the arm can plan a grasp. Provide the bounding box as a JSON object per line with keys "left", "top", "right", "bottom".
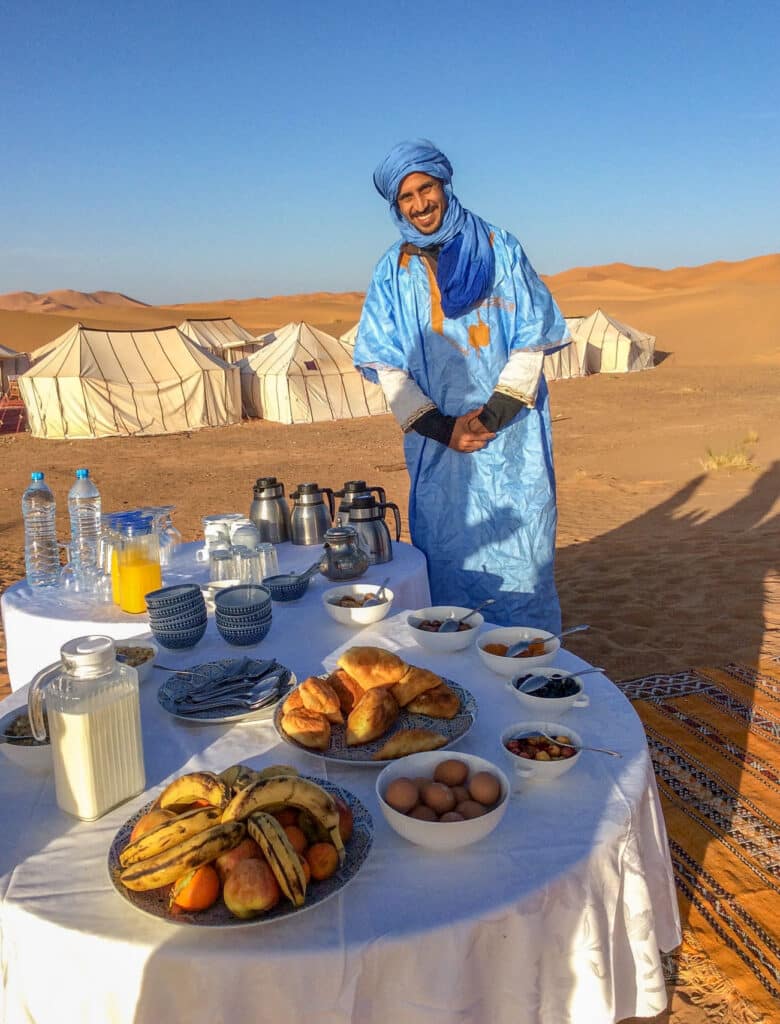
{"left": 363, "top": 576, "right": 391, "bottom": 607}
{"left": 505, "top": 623, "right": 589, "bottom": 658}
{"left": 514, "top": 666, "right": 605, "bottom": 694}
{"left": 437, "top": 598, "right": 496, "bottom": 632}
{"left": 183, "top": 670, "right": 286, "bottom": 704}
{"left": 173, "top": 678, "right": 283, "bottom": 715}
{"left": 524, "top": 729, "right": 622, "bottom": 759}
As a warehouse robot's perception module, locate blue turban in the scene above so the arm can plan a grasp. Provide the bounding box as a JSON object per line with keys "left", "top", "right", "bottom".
{"left": 373, "top": 139, "right": 495, "bottom": 319}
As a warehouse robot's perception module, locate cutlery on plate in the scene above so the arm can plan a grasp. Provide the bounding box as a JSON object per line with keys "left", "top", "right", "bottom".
{"left": 173, "top": 681, "right": 283, "bottom": 716}
{"left": 505, "top": 623, "right": 589, "bottom": 658}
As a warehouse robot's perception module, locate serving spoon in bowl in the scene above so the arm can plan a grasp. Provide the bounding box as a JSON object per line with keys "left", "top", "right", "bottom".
{"left": 363, "top": 576, "right": 391, "bottom": 607}
{"left": 437, "top": 598, "right": 495, "bottom": 632}
{"left": 505, "top": 623, "right": 589, "bottom": 658}
{"left": 514, "top": 666, "right": 605, "bottom": 694}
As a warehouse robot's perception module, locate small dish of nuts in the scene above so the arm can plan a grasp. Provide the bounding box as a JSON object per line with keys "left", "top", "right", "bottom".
{"left": 500, "top": 720, "right": 583, "bottom": 784}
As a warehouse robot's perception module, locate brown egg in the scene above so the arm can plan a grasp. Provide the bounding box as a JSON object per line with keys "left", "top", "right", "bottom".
{"left": 433, "top": 758, "right": 469, "bottom": 787}
{"left": 420, "top": 782, "right": 456, "bottom": 816}
{"left": 384, "top": 777, "right": 419, "bottom": 814}
{"left": 469, "top": 771, "right": 501, "bottom": 806}
{"left": 451, "top": 785, "right": 470, "bottom": 804}
{"left": 409, "top": 804, "right": 438, "bottom": 821}
{"left": 455, "top": 800, "right": 487, "bottom": 819}
{"left": 413, "top": 776, "right": 430, "bottom": 790}
{"left": 439, "top": 811, "right": 466, "bottom": 823}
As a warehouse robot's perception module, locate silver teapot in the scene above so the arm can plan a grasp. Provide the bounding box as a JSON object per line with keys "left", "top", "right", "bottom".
{"left": 334, "top": 480, "right": 387, "bottom": 526}
{"left": 249, "top": 476, "right": 291, "bottom": 544}
{"left": 289, "top": 483, "right": 335, "bottom": 546}
{"left": 347, "top": 493, "right": 401, "bottom": 565}
{"left": 319, "top": 526, "right": 369, "bottom": 580}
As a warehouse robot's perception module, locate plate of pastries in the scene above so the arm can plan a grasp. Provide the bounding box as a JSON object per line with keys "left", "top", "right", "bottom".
{"left": 274, "top": 645, "right": 477, "bottom": 765}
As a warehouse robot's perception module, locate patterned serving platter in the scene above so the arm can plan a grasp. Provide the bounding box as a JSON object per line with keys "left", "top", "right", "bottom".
{"left": 107, "top": 776, "right": 373, "bottom": 928}
{"left": 158, "top": 658, "right": 295, "bottom": 724}
{"left": 273, "top": 678, "right": 477, "bottom": 766}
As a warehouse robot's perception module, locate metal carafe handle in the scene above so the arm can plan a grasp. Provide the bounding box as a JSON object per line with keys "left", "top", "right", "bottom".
{"left": 322, "top": 488, "right": 335, "bottom": 521}
{"left": 380, "top": 501, "right": 402, "bottom": 541}
{"left": 370, "top": 485, "right": 386, "bottom": 505}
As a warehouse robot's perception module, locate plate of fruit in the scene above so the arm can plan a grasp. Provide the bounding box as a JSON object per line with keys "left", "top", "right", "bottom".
{"left": 107, "top": 764, "right": 372, "bottom": 927}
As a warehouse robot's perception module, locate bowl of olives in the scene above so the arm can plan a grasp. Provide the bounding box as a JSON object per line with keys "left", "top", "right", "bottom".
{"left": 507, "top": 667, "right": 591, "bottom": 714}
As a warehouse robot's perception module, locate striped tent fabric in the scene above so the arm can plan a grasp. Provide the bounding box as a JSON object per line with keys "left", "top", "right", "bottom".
{"left": 542, "top": 316, "right": 585, "bottom": 381}
{"left": 0, "top": 344, "right": 30, "bottom": 395}
{"left": 238, "top": 321, "right": 388, "bottom": 423}
{"left": 178, "top": 317, "right": 265, "bottom": 364}
{"left": 572, "top": 309, "right": 656, "bottom": 374}
{"left": 18, "top": 324, "right": 241, "bottom": 438}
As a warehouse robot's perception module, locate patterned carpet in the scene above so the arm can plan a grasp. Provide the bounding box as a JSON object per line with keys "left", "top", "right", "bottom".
{"left": 619, "top": 661, "right": 780, "bottom": 1023}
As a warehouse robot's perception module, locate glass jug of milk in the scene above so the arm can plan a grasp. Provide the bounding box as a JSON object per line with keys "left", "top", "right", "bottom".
{"left": 28, "top": 635, "right": 146, "bottom": 820}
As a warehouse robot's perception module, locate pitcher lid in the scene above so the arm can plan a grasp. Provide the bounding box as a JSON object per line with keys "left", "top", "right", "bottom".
{"left": 60, "top": 635, "right": 116, "bottom": 676}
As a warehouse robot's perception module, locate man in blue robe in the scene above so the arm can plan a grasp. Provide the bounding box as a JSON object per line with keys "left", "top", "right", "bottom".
{"left": 353, "top": 140, "right": 568, "bottom": 630}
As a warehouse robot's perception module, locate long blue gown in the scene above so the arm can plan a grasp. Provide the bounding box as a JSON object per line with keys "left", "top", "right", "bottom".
{"left": 353, "top": 225, "right": 567, "bottom": 631}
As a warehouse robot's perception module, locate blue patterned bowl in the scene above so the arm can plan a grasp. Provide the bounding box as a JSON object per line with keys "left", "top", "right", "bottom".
{"left": 148, "top": 608, "right": 207, "bottom": 630}
{"left": 150, "top": 618, "right": 207, "bottom": 650}
{"left": 215, "top": 617, "right": 272, "bottom": 647}
{"left": 144, "top": 584, "right": 204, "bottom": 611}
{"left": 214, "top": 585, "right": 272, "bottom": 617}
{"left": 263, "top": 574, "right": 311, "bottom": 602}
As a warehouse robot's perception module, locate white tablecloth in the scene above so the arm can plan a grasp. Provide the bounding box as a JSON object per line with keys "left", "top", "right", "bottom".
{"left": 0, "top": 613, "right": 680, "bottom": 1024}
{"left": 0, "top": 540, "right": 431, "bottom": 690}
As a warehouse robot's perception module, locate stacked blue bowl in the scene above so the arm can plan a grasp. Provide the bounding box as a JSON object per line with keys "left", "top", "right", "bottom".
{"left": 145, "top": 584, "right": 207, "bottom": 649}
{"left": 215, "top": 585, "right": 273, "bottom": 646}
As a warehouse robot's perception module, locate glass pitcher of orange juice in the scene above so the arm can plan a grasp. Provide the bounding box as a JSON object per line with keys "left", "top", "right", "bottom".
{"left": 117, "top": 515, "right": 162, "bottom": 614}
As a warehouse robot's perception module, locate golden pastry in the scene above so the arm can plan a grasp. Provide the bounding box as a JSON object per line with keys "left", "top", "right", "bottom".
{"left": 346, "top": 688, "right": 399, "bottom": 745}
{"left": 337, "top": 646, "right": 407, "bottom": 690}
{"left": 405, "top": 683, "right": 461, "bottom": 719}
{"left": 299, "top": 676, "right": 343, "bottom": 724}
{"left": 281, "top": 708, "right": 331, "bottom": 751}
{"left": 325, "top": 668, "right": 364, "bottom": 715}
{"left": 372, "top": 728, "right": 448, "bottom": 761}
{"left": 390, "top": 665, "right": 442, "bottom": 707}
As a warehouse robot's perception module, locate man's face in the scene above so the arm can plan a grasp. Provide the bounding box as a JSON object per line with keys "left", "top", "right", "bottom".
{"left": 396, "top": 172, "right": 447, "bottom": 235}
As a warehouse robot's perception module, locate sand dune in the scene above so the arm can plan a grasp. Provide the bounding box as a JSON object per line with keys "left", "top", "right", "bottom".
{"left": 0, "top": 255, "right": 778, "bottom": 371}
{"left": 0, "top": 289, "right": 148, "bottom": 314}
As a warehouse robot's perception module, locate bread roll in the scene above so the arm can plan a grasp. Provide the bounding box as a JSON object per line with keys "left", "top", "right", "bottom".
{"left": 391, "top": 665, "right": 442, "bottom": 707}
{"left": 346, "top": 688, "right": 399, "bottom": 745}
{"left": 299, "top": 676, "right": 343, "bottom": 724}
{"left": 405, "top": 683, "right": 461, "bottom": 719}
{"left": 281, "top": 687, "right": 304, "bottom": 715}
{"left": 281, "top": 708, "right": 331, "bottom": 751}
{"left": 337, "top": 646, "right": 407, "bottom": 690}
{"left": 325, "top": 668, "right": 364, "bottom": 715}
{"left": 372, "top": 728, "right": 448, "bottom": 761}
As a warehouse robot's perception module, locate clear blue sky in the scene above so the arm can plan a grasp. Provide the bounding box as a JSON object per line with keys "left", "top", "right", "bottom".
{"left": 2, "top": 0, "right": 778, "bottom": 304}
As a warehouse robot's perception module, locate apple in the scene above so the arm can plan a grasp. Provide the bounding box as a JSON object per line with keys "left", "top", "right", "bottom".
{"left": 214, "top": 837, "right": 263, "bottom": 883}
{"left": 223, "top": 859, "right": 281, "bottom": 919}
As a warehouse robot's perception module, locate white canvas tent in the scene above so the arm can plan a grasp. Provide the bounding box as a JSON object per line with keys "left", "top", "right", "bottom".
{"left": 178, "top": 317, "right": 263, "bottom": 363}
{"left": 571, "top": 309, "right": 655, "bottom": 374}
{"left": 0, "top": 344, "right": 30, "bottom": 395}
{"left": 239, "top": 321, "right": 388, "bottom": 423}
{"left": 19, "top": 324, "right": 241, "bottom": 439}
{"left": 339, "top": 323, "right": 359, "bottom": 347}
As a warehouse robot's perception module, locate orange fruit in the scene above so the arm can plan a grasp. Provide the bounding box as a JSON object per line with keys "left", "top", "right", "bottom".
{"left": 129, "top": 808, "right": 176, "bottom": 843}
{"left": 169, "top": 864, "right": 220, "bottom": 913}
{"left": 305, "top": 842, "right": 339, "bottom": 881}
{"left": 283, "top": 825, "right": 308, "bottom": 856}
{"left": 273, "top": 808, "right": 299, "bottom": 828}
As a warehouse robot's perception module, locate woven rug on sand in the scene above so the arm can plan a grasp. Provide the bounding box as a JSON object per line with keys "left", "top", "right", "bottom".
{"left": 618, "top": 660, "right": 780, "bottom": 1023}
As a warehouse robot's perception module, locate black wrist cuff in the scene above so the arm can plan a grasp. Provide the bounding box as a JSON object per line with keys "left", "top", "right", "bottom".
{"left": 478, "top": 391, "right": 525, "bottom": 432}
{"left": 411, "top": 408, "right": 456, "bottom": 447}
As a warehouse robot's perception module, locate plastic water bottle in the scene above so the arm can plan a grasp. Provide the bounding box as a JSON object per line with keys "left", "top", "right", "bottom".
{"left": 22, "top": 471, "right": 60, "bottom": 587}
{"left": 68, "top": 468, "right": 102, "bottom": 588}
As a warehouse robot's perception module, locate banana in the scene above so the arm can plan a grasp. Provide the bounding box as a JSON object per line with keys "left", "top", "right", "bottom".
{"left": 218, "top": 764, "right": 260, "bottom": 794}
{"left": 222, "top": 776, "right": 345, "bottom": 863}
{"left": 247, "top": 812, "right": 307, "bottom": 907}
{"left": 157, "top": 771, "right": 230, "bottom": 811}
{"left": 120, "top": 821, "right": 246, "bottom": 892}
{"left": 120, "top": 806, "right": 223, "bottom": 868}
{"left": 253, "top": 765, "right": 300, "bottom": 783}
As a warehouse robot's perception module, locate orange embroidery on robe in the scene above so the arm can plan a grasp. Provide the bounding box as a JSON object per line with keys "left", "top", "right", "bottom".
{"left": 468, "top": 310, "right": 491, "bottom": 354}
{"left": 399, "top": 250, "right": 412, "bottom": 271}
{"left": 420, "top": 258, "right": 445, "bottom": 335}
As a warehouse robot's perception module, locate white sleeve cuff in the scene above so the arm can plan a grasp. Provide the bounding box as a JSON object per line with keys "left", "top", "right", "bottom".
{"left": 375, "top": 367, "right": 436, "bottom": 432}
{"left": 495, "top": 349, "right": 545, "bottom": 406}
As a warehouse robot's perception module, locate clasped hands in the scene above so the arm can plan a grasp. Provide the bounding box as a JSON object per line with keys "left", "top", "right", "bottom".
{"left": 448, "top": 407, "right": 496, "bottom": 453}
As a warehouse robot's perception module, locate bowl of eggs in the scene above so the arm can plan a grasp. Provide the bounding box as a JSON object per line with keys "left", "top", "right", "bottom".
{"left": 376, "top": 751, "right": 509, "bottom": 850}
{"left": 406, "top": 606, "right": 484, "bottom": 653}
{"left": 322, "top": 584, "right": 395, "bottom": 627}
{"left": 476, "top": 626, "right": 559, "bottom": 677}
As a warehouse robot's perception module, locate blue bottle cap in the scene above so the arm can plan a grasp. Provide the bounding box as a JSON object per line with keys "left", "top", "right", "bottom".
{"left": 76, "top": 468, "right": 89, "bottom": 478}
{"left": 31, "top": 471, "right": 44, "bottom": 481}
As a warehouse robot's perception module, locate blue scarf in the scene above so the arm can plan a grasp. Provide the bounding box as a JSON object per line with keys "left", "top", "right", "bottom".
{"left": 373, "top": 139, "right": 495, "bottom": 319}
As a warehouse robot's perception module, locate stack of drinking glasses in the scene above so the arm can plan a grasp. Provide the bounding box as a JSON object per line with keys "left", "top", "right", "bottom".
{"left": 198, "top": 515, "right": 279, "bottom": 586}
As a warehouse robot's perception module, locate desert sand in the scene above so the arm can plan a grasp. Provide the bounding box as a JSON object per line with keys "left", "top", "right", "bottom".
{"left": 1, "top": 256, "right": 779, "bottom": 1022}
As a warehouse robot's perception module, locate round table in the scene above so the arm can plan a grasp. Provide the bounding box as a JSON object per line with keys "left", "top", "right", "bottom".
{"left": 0, "top": 613, "right": 680, "bottom": 1024}
{"left": 0, "top": 540, "right": 431, "bottom": 691}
